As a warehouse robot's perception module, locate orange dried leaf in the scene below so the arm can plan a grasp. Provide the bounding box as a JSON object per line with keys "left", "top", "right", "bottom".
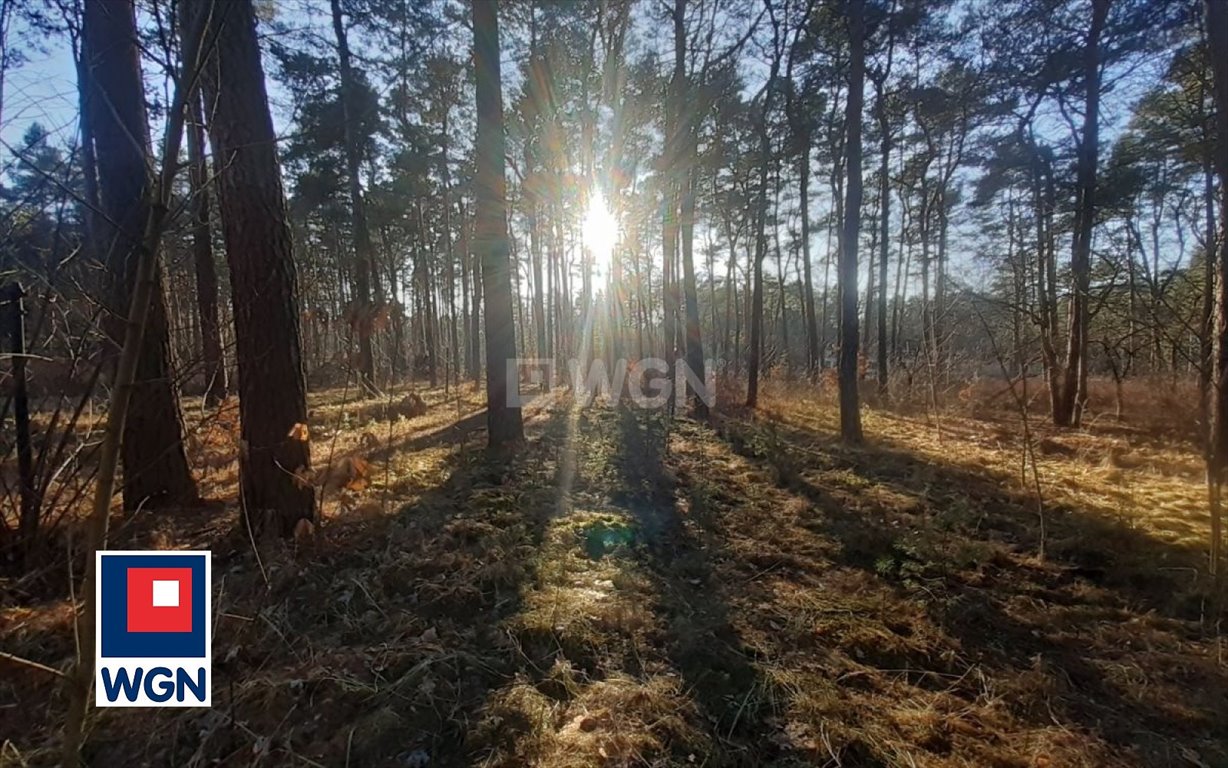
{"left": 344, "top": 456, "right": 370, "bottom": 492}
{"left": 288, "top": 422, "right": 310, "bottom": 442}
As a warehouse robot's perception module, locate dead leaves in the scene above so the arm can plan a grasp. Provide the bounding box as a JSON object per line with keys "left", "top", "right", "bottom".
{"left": 315, "top": 455, "right": 371, "bottom": 493}
{"left": 290, "top": 455, "right": 371, "bottom": 495}
{"left": 285, "top": 420, "right": 368, "bottom": 493}
{"left": 396, "top": 392, "right": 428, "bottom": 419}
{"left": 188, "top": 397, "right": 241, "bottom": 472}
{"left": 344, "top": 457, "right": 370, "bottom": 492}
{"left": 196, "top": 397, "right": 239, "bottom": 448}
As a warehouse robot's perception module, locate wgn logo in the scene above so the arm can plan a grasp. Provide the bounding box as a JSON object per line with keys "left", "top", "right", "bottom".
{"left": 96, "top": 551, "right": 211, "bottom": 707}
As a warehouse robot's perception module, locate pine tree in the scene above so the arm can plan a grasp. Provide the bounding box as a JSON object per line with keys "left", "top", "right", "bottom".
{"left": 196, "top": 0, "right": 315, "bottom": 535}
{"left": 473, "top": 0, "right": 524, "bottom": 448}
{"left": 84, "top": 0, "right": 197, "bottom": 510}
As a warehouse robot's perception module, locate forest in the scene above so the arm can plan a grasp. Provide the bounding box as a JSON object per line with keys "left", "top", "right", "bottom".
{"left": 1, "top": 0, "right": 1228, "bottom": 764}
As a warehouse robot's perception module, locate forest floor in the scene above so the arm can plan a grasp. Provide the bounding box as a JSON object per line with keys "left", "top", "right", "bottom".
{"left": 3, "top": 379, "right": 1227, "bottom": 767}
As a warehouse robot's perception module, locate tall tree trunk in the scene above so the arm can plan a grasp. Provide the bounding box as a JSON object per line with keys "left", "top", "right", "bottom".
{"left": 198, "top": 0, "right": 314, "bottom": 535}
{"left": 773, "top": 163, "right": 790, "bottom": 371}
{"left": 390, "top": 249, "right": 406, "bottom": 378}
{"left": 1033, "top": 147, "right": 1062, "bottom": 419}
{"left": 74, "top": 26, "right": 101, "bottom": 258}
{"left": 659, "top": 0, "right": 682, "bottom": 371}
{"left": 1203, "top": 161, "right": 1216, "bottom": 442}
{"left": 799, "top": 140, "right": 820, "bottom": 379}
{"left": 670, "top": 0, "right": 706, "bottom": 415}
{"left": 1057, "top": 0, "right": 1108, "bottom": 427}
{"left": 821, "top": 214, "right": 832, "bottom": 370}
{"left": 510, "top": 212, "right": 525, "bottom": 371}
{"left": 875, "top": 84, "right": 890, "bottom": 398}
{"left": 681, "top": 157, "right": 707, "bottom": 415}
{"left": 416, "top": 201, "right": 439, "bottom": 386}
{"left": 528, "top": 192, "right": 547, "bottom": 360}
{"left": 891, "top": 194, "right": 908, "bottom": 360}
{"left": 935, "top": 190, "right": 949, "bottom": 384}
{"left": 723, "top": 221, "right": 737, "bottom": 366}
{"left": 747, "top": 9, "right": 783, "bottom": 407}
{"left": 471, "top": 226, "right": 483, "bottom": 384}
{"left": 458, "top": 198, "right": 481, "bottom": 383}
{"left": 838, "top": 0, "right": 865, "bottom": 442}
{"left": 442, "top": 114, "right": 460, "bottom": 389}
{"left": 187, "top": 92, "right": 227, "bottom": 407}
{"left": 460, "top": 205, "right": 472, "bottom": 379}
{"left": 1203, "top": 0, "right": 1228, "bottom": 581}
{"left": 86, "top": 0, "right": 197, "bottom": 511}
{"left": 329, "top": 0, "right": 379, "bottom": 396}
{"left": 473, "top": 0, "right": 523, "bottom": 447}
{"left": 62, "top": 5, "right": 210, "bottom": 757}
{"left": 872, "top": 0, "right": 895, "bottom": 398}
{"left": 672, "top": 0, "right": 712, "bottom": 412}
{"left": 547, "top": 209, "right": 555, "bottom": 366}
{"left": 746, "top": 76, "right": 776, "bottom": 408}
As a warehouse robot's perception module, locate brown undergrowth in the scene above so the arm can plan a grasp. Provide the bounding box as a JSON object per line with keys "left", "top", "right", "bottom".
{"left": 1, "top": 377, "right": 1225, "bottom": 767}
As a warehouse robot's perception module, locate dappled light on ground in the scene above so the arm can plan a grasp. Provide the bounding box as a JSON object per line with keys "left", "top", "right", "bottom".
{"left": 3, "top": 383, "right": 1226, "bottom": 766}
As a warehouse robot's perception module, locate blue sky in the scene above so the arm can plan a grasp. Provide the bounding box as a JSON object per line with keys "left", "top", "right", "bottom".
{"left": 2, "top": 30, "right": 78, "bottom": 151}
{"left": 0, "top": 6, "right": 304, "bottom": 161}
{"left": 0, "top": 1, "right": 1193, "bottom": 298}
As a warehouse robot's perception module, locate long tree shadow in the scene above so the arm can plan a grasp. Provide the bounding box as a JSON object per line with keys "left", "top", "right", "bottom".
{"left": 611, "top": 407, "right": 809, "bottom": 765}
{"left": 714, "top": 413, "right": 1228, "bottom": 766}
{"left": 363, "top": 393, "right": 554, "bottom": 464}
{"left": 719, "top": 415, "right": 1212, "bottom": 619}
{"left": 65, "top": 403, "right": 575, "bottom": 768}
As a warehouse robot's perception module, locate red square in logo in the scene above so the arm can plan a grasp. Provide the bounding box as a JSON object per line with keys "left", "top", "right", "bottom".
{"left": 126, "top": 567, "right": 193, "bottom": 633}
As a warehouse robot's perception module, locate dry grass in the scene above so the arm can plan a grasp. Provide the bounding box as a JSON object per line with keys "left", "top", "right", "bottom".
{"left": 2, "top": 376, "right": 1226, "bottom": 767}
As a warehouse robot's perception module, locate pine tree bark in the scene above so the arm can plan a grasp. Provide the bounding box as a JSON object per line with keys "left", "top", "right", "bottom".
{"left": 473, "top": 0, "right": 524, "bottom": 447}
{"left": 799, "top": 140, "right": 820, "bottom": 380}
{"left": 528, "top": 193, "right": 547, "bottom": 360}
{"left": 196, "top": 0, "right": 314, "bottom": 535}
{"left": 85, "top": 0, "right": 197, "bottom": 511}
{"left": 460, "top": 200, "right": 478, "bottom": 379}
{"left": 672, "top": 0, "right": 707, "bottom": 417}
{"left": 414, "top": 200, "right": 440, "bottom": 386}
{"left": 875, "top": 82, "right": 890, "bottom": 399}
{"left": 1203, "top": 0, "right": 1228, "bottom": 580}
{"left": 1202, "top": 160, "right": 1216, "bottom": 437}
{"left": 442, "top": 110, "right": 460, "bottom": 389}
{"left": 746, "top": 89, "right": 773, "bottom": 409}
{"left": 746, "top": 27, "right": 780, "bottom": 409}
{"left": 470, "top": 223, "right": 483, "bottom": 383}
{"left": 838, "top": 0, "right": 865, "bottom": 443}
{"left": 329, "top": 0, "right": 379, "bottom": 396}
{"left": 187, "top": 92, "right": 227, "bottom": 407}
{"left": 74, "top": 27, "right": 101, "bottom": 255}
{"left": 681, "top": 156, "right": 706, "bottom": 415}
{"left": 63, "top": 3, "right": 209, "bottom": 758}
{"left": 1056, "top": 0, "right": 1108, "bottom": 427}
{"left": 656, "top": 2, "right": 681, "bottom": 370}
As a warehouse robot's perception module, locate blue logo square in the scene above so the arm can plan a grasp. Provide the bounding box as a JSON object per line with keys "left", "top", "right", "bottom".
{"left": 99, "top": 553, "right": 208, "bottom": 658}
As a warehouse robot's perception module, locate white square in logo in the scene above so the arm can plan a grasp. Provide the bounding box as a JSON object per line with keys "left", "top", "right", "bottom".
{"left": 96, "top": 550, "right": 212, "bottom": 707}
{"left": 151, "top": 580, "right": 179, "bottom": 607}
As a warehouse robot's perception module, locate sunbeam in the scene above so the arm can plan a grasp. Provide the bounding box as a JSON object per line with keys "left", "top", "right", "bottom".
{"left": 582, "top": 188, "right": 619, "bottom": 278}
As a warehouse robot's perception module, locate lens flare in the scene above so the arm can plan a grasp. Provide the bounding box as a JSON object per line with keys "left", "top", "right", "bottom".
{"left": 581, "top": 188, "right": 619, "bottom": 277}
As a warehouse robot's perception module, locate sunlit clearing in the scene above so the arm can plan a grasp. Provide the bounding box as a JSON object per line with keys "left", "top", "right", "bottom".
{"left": 582, "top": 189, "right": 619, "bottom": 278}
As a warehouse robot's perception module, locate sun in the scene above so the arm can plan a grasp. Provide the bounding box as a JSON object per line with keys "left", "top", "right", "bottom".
{"left": 582, "top": 188, "right": 619, "bottom": 278}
